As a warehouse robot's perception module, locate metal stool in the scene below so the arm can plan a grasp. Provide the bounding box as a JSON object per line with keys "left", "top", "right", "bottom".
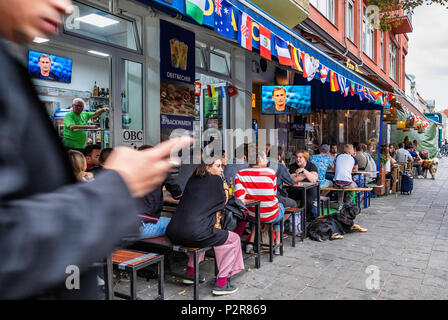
{"left": 285, "top": 207, "right": 305, "bottom": 247}
{"left": 319, "top": 196, "right": 330, "bottom": 216}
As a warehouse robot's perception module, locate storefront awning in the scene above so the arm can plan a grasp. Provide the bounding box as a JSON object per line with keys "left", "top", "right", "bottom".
{"left": 140, "top": 0, "right": 384, "bottom": 94}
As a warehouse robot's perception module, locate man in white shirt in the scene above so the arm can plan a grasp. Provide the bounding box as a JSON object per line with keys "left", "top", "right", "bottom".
{"left": 394, "top": 142, "right": 413, "bottom": 163}
{"left": 334, "top": 144, "right": 359, "bottom": 210}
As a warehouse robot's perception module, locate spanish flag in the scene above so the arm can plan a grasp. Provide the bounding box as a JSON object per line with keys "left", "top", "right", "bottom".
{"left": 329, "top": 70, "right": 340, "bottom": 92}
{"left": 290, "top": 46, "right": 303, "bottom": 72}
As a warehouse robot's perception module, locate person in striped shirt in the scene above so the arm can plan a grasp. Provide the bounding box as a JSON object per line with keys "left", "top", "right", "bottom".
{"left": 234, "top": 150, "right": 285, "bottom": 255}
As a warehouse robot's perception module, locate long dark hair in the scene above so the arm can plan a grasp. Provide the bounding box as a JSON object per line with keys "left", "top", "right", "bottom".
{"left": 193, "top": 159, "right": 219, "bottom": 178}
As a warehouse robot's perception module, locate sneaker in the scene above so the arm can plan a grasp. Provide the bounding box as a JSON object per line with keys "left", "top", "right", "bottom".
{"left": 274, "top": 247, "right": 281, "bottom": 255}
{"left": 418, "top": 175, "right": 424, "bottom": 179}
{"left": 96, "top": 275, "right": 105, "bottom": 286}
{"left": 182, "top": 273, "right": 206, "bottom": 285}
{"left": 245, "top": 244, "right": 253, "bottom": 254}
{"left": 212, "top": 281, "right": 239, "bottom": 296}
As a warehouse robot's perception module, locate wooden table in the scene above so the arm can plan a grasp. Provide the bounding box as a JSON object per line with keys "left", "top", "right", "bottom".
{"left": 285, "top": 182, "right": 320, "bottom": 240}
{"left": 242, "top": 199, "right": 262, "bottom": 269}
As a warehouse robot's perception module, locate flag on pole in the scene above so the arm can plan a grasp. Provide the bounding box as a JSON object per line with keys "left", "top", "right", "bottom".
{"left": 259, "top": 24, "right": 271, "bottom": 60}
{"left": 275, "top": 36, "right": 292, "bottom": 66}
{"left": 238, "top": 12, "right": 253, "bottom": 51}
{"left": 186, "top": 0, "right": 207, "bottom": 25}
{"left": 319, "top": 65, "right": 329, "bottom": 83}
{"left": 214, "top": 0, "right": 237, "bottom": 39}
{"left": 329, "top": 70, "right": 340, "bottom": 92}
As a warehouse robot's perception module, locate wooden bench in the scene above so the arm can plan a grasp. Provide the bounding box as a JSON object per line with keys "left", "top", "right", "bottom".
{"left": 320, "top": 187, "right": 373, "bottom": 209}
{"left": 135, "top": 236, "right": 215, "bottom": 300}
{"left": 111, "top": 249, "right": 164, "bottom": 300}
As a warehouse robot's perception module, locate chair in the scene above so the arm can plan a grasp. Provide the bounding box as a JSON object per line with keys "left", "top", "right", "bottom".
{"left": 261, "top": 217, "right": 284, "bottom": 261}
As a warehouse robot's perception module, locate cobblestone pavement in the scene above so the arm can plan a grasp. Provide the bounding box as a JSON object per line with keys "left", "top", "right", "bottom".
{"left": 114, "top": 158, "right": 448, "bottom": 300}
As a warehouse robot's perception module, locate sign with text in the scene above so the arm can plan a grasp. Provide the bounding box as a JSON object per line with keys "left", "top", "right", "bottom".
{"left": 121, "top": 130, "right": 144, "bottom": 149}
{"left": 160, "top": 20, "right": 195, "bottom": 84}
{"left": 160, "top": 114, "right": 195, "bottom": 141}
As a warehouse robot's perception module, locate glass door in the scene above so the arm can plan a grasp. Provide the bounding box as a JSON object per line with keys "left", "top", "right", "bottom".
{"left": 201, "top": 82, "right": 229, "bottom": 149}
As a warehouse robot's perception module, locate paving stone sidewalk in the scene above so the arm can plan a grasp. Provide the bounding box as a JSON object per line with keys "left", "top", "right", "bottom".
{"left": 114, "top": 158, "right": 448, "bottom": 300}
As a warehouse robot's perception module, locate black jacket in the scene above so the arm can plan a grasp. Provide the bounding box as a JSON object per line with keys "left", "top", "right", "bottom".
{"left": 166, "top": 174, "right": 228, "bottom": 248}
{"left": 136, "top": 172, "right": 182, "bottom": 222}
{"left": 0, "top": 42, "right": 139, "bottom": 299}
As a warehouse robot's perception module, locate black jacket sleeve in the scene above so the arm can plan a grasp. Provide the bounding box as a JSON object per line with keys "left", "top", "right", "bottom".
{"left": 164, "top": 172, "right": 183, "bottom": 199}
{"left": 0, "top": 170, "right": 139, "bottom": 299}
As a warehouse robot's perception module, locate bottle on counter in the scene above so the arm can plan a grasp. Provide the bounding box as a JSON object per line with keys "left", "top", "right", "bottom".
{"left": 93, "top": 81, "right": 99, "bottom": 97}
{"left": 106, "top": 88, "right": 110, "bottom": 98}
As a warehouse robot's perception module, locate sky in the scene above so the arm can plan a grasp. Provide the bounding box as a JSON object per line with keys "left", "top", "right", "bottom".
{"left": 406, "top": 3, "right": 448, "bottom": 111}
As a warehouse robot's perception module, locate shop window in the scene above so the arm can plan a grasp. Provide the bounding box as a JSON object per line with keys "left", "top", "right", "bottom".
{"left": 196, "top": 47, "right": 206, "bottom": 70}
{"left": 121, "top": 60, "right": 143, "bottom": 131}
{"left": 210, "top": 50, "right": 230, "bottom": 77}
{"left": 64, "top": 1, "right": 141, "bottom": 52}
{"left": 310, "top": 0, "right": 335, "bottom": 24}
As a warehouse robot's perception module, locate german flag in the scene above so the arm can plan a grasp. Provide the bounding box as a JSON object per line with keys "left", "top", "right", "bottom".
{"left": 290, "top": 46, "right": 303, "bottom": 72}
{"left": 329, "top": 70, "right": 340, "bottom": 92}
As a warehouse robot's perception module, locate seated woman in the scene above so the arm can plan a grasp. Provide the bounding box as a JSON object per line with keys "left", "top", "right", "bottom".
{"left": 166, "top": 158, "right": 244, "bottom": 296}
{"left": 288, "top": 151, "right": 319, "bottom": 221}
{"left": 68, "top": 150, "right": 94, "bottom": 182}
{"left": 234, "top": 150, "right": 285, "bottom": 255}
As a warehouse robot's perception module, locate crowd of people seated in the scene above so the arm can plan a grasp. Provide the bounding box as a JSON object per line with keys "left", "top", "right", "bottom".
{"left": 64, "top": 136, "right": 434, "bottom": 297}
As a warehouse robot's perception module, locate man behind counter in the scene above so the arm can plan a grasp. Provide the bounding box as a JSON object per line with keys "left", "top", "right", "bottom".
{"left": 63, "top": 98, "right": 109, "bottom": 151}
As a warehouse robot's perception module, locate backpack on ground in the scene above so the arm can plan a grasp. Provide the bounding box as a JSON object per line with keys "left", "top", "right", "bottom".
{"left": 400, "top": 173, "right": 414, "bottom": 195}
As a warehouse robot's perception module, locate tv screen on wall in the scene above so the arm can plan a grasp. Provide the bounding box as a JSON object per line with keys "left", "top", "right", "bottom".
{"left": 261, "top": 85, "right": 311, "bottom": 114}
{"left": 28, "top": 50, "right": 72, "bottom": 83}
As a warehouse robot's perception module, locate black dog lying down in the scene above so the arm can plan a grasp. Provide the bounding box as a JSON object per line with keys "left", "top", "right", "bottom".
{"left": 307, "top": 202, "right": 367, "bottom": 241}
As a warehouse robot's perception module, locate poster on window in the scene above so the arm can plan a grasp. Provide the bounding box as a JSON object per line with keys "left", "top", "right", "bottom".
{"left": 160, "top": 20, "right": 195, "bottom": 141}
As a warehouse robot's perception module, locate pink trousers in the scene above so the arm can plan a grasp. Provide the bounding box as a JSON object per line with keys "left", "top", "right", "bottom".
{"left": 187, "top": 231, "right": 244, "bottom": 279}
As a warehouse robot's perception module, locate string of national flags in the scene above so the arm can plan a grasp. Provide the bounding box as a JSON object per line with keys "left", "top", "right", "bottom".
{"left": 185, "top": 0, "right": 392, "bottom": 108}
{"left": 401, "top": 105, "right": 440, "bottom": 129}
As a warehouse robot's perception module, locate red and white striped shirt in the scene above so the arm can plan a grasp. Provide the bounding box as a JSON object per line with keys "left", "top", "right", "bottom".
{"left": 234, "top": 167, "right": 279, "bottom": 222}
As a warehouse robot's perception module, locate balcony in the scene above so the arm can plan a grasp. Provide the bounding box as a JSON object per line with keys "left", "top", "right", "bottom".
{"left": 249, "top": 0, "right": 310, "bottom": 28}
{"left": 385, "top": 9, "right": 413, "bottom": 34}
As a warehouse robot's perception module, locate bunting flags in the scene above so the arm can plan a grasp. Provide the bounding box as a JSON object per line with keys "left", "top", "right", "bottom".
{"left": 185, "top": 0, "right": 393, "bottom": 107}
{"left": 259, "top": 24, "right": 271, "bottom": 60}
{"left": 238, "top": 12, "right": 253, "bottom": 51}
{"left": 304, "top": 55, "right": 320, "bottom": 81}
{"left": 290, "top": 46, "right": 303, "bottom": 72}
{"left": 220, "top": 86, "right": 229, "bottom": 98}
{"left": 329, "top": 70, "right": 340, "bottom": 92}
{"left": 186, "top": 0, "right": 207, "bottom": 25}
{"left": 226, "top": 85, "right": 238, "bottom": 97}
{"left": 275, "top": 36, "right": 292, "bottom": 66}
{"left": 320, "top": 65, "right": 328, "bottom": 83}
{"left": 357, "top": 84, "right": 366, "bottom": 101}
{"left": 214, "top": 0, "right": 237, "bottom": 39}
{"left": 337, "top": 74, "right": 347, "bottom": 96}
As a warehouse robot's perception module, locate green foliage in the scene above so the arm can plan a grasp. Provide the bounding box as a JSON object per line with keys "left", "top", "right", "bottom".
{"left": 367, "top": 0, "right": 448, "bottom": 32}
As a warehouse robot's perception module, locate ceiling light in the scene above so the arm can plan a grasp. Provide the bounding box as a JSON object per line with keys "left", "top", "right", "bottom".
{"left": 75, "top": 13, "right": 119, "bottom": 28}
{"left": 33, "top": 37, "right": 50, "bottom": 43}
{"left": 88, "top": 50, "right": 110, "bottom": 57}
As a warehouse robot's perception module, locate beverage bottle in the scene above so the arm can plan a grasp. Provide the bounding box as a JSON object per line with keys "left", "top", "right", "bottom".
{"left": 106, "top": 88, "right": 110, "bottom": 98}
{"left": 93, "top": 81, "right": 98, "bottom": 97}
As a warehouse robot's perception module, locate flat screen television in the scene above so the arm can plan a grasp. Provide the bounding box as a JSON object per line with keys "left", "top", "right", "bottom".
{"left": 261, "top": 85, "right": 311, "bottom": 114}
{"left": 28, "top": 50, "right": 72, "bottom": 83}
